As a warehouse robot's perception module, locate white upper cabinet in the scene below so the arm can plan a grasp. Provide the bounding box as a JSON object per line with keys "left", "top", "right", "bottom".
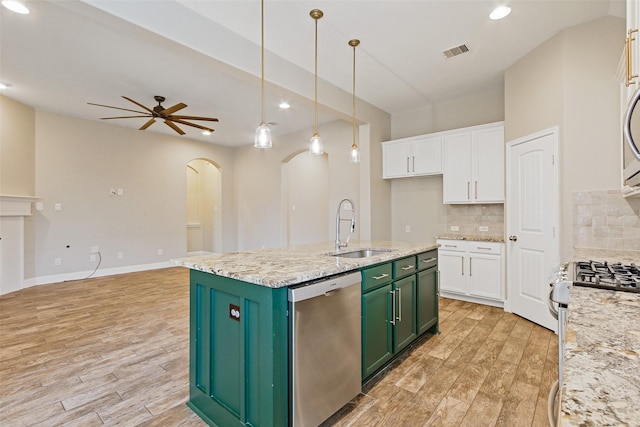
{"left": 382, "top": 135, "right": 442, "bottom": 179}
{"left": 443, "top": 122, "right": 505, "bottom": 204}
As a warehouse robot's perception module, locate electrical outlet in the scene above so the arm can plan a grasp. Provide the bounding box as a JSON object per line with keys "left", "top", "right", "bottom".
{"left": 54, "top": 258, "right": 62, "bottom": 266}
{"left": 117, "top": 252, "right": 123, "bottom": 259}
{"left": 36, "top": 202, "right": 44, "bottom": 211}
{"left": 54, "top": 203, "right": 62, "bottom": 211}
{"left": 405, "top": 225, "right": 411, "bottom": 233}
{"left": 479, "top": 226, "right": 489, "bottom": 232}
{"left": 117, "top": 188, "right": 124, "bottom": 196}
{"left": 450, "top": 225, "right": 460, "bottom": 231}
{"left": 90, "top": 254, "right": 97, "bottom": 262}
{"left": 157, "top": 248, "right": 163, "bottom": 255}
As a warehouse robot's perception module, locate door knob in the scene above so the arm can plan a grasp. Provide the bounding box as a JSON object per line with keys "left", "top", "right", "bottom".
{"left": 509, "top": 235, "right": 517, "bottom": 242}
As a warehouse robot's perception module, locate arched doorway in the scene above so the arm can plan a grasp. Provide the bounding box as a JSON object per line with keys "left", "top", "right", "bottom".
{"left": 281, "top": 151, "right": 329, "bottom": 246}
{"left": 186, "top": 159, "right": 222, "bottom": 255}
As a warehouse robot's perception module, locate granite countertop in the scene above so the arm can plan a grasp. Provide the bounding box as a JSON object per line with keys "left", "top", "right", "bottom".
{"left": 173, "top": 240, "right": 438, "bottom": 288}
{"left": 560, "top": 287, "right": 640, "bottom": 426}
{"left": 435, "top": 234, "right": 505, "bottom": 243}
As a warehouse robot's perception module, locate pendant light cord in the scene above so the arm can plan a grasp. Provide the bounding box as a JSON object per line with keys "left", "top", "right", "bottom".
{"left": 314, "top": 15, "right": 319, "bottom": 134}
{"left": 261, "top": 0, "right": 265, "bottom": 125}
{"left": 352, "top": 42, "right": 356, "bottom": 148}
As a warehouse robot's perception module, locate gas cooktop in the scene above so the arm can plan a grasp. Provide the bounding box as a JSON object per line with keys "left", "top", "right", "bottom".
{"left": 574, "top": 261, "right": 640, "bottom": 293}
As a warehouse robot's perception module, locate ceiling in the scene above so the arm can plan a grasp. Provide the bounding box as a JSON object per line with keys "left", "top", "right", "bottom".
{"left": 0, "top": 0, "right": 625, "bottom": 147}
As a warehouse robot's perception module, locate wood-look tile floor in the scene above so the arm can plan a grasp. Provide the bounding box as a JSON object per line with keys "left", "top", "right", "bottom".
{"left": 0, "top": 267, "right": 557, "bottom": 426}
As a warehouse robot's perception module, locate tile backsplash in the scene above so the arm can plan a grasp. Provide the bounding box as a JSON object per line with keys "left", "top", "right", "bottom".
{"left": 445, "top": 204, "right": 504, "bottom": 237}
{"left": 573, "top": 190, "right": 640, "bottom": 250}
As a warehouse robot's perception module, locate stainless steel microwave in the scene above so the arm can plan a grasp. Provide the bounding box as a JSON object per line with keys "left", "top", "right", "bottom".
{"left": 623, "top": 89, "right": 640, "bottom": 187}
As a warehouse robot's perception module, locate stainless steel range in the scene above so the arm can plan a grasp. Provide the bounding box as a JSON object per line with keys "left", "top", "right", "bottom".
{"left": 574, "top": 261, "right": 640, "bottom": 293}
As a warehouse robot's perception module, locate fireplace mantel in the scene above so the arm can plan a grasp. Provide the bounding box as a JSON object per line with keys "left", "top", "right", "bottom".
{"left": 0, "top": 195, "right": 39, "bottom": 216}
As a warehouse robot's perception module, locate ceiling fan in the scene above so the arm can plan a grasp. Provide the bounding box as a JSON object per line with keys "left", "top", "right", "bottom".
{"left": 88, "top": 95, "right": 219, "bottom": 135}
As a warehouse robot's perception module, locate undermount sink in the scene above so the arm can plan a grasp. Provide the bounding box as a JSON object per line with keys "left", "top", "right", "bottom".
{"left": 329, "top": 248, "right": 392, "bottom": 258}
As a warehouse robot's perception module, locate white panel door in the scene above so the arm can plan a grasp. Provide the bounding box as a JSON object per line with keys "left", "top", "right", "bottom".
{"left": 506, "top": 129, "right": 559, "bottom": 332}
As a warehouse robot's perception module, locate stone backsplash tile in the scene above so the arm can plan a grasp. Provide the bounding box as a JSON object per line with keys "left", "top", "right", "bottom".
{"left": 445, "top": 204, "right": 504, "bottom": 237}
{"left": 573, "top": 190, "right": 640, "bottom": 250}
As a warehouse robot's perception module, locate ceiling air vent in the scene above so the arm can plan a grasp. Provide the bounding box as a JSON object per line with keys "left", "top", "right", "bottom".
{"left": 442, "top": 44, "right": 470, "bottom": 59}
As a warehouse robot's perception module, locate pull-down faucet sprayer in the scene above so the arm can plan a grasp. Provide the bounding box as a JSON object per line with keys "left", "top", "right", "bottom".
{"left": 335, "top": 198, "right": 356, "bottom": 251}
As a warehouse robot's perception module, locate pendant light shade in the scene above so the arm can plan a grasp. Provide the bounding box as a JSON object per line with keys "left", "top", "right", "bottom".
{"left": 254, "top": 0, "right": 272, "bottom": 148}
{"left": 309, "top": 9, "right": 324, "bottom": 155}
{"left": 349, "top": 39, "right": 360, "bottom": 164}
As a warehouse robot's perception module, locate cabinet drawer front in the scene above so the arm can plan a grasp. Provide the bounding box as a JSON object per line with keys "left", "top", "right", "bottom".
{"left": 468, "top": 242, "right": 502, "bottom": 255}
{"left": 362, "top": 263, "right": 393, "bottom": 291}
{"left": 393, "top": 256, "right": 417, "bottom": 278}
{"left": 417, "top": 251, "right": 438, "bottom": 271}
{"left": 436, "top": 239, "right": 465, "bottom": 251}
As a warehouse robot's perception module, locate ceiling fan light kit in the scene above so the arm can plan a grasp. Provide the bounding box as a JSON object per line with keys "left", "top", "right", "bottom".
{"left": 88, "top": 95, "right": 218, "bottom": 136}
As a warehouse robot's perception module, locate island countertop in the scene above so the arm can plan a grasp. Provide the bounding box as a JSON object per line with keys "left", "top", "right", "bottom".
{"left": 173, "top": 240, "right": 438, "bottom": 288}
{"left": 560, "top": 286, "right": 640, "bottom": 426}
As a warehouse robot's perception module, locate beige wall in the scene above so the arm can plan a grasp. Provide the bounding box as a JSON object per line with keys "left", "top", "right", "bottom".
{"left": 0, "top": 95, "right": 35, "bottom": 196}
{"left": 26, "top": 111, "right": 235, "bottom": 279}
{"left": 391, "top": 88, "right": 505, "bottom": 140}
{"left": 505, "top": 16, "right": 625, "bottom": 258}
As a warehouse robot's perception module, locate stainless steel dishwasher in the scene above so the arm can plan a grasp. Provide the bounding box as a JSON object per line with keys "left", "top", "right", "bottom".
{"left": 289, "top": 271, "right": 362, "bottom": 427}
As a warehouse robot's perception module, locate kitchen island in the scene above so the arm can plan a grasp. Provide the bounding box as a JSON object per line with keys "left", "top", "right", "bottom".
{"left": 174, "top": 240, "right": 439, "bottom": 427}
{"left": 560, "top": 286, "right": 640, "bottom": 425}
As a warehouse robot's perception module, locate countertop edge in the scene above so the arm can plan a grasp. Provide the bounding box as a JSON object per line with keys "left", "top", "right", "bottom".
{"left": 173, "top": 241, "right": 439, "bottom": 288}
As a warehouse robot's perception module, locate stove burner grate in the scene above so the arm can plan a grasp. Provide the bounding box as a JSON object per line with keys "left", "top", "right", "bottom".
{"left": 574, "top": 261, "right": 640, "bottom": 293}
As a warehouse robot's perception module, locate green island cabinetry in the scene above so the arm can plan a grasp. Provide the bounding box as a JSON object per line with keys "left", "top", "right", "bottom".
{"left": 187, "top": 248, "right": 438, "bottom": 426}
{"left": 188, "top": 270, "right": 289, "bottom": 427}
{"left": 361, "top": 250, "right": 439, "bottom": 381}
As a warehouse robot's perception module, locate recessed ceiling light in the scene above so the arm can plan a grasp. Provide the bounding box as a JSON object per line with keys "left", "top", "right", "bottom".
{"left": 2, "top": 1, "right": 30, "bottom": 14}
{"left": 279, "top": 102, "right": 290, "bottom": 109}
{"left": 489, "top": 6, "right": 511, "bottom": 20}
{"left": 202, "top": 130, "right": 212, "bottom": 136}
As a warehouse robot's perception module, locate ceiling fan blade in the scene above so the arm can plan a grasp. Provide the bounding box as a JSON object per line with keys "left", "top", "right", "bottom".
{"left": 171, "top": 119, "right": 215, "bottom": 132}
{"left": 161, "top": 103, "right": 187, "bottom": 115}
{"left": 100, "top": 115, "right": 152, "bottom": 120}
{"left": 140, "top": 118, "right": 156, "bottom": 130}
{"left": 88, "top": 103, "right": 149, "bottom": 115}
{"left": 164, "top": 120, "right": 185, "bottom": 135}
{"left": 122, "top": 96, "right": 154, "bottom": 114}
{"left": 169, "top": 115, "right": 219, "bottom": 122}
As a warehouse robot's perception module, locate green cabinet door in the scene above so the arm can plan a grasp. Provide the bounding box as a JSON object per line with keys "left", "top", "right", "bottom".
{"left": 417, "top": 266, "right": 438, "bottom": 335}
{"left": 393, "top": 275, "right": 417, "bottom": 353}
{"left": 362, "top": 283, "right": 393, "bottom": 379}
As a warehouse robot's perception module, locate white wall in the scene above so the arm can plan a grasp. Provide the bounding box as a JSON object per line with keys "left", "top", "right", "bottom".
{"left": 505, "top": 16, "right": 625, "bottom": 258}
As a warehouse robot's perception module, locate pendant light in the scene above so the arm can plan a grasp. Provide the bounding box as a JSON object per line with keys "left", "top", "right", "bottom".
{"left": 308, "top": 9, "right": 324, "bottom": 155}
{"left": 349, "top": 39, "right": 361, "bottom": 164}
{"left": 254, "top": 0, "right": 272, "bottom": 148}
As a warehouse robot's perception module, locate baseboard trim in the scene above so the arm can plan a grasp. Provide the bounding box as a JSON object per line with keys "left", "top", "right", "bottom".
{"left": 23, "top": 261, "right": 176, "bottom": 288}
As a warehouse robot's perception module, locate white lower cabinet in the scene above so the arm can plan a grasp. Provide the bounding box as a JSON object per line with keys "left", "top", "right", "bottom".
{"left": 436, "top": 239, "right": 504, "bottom": 306}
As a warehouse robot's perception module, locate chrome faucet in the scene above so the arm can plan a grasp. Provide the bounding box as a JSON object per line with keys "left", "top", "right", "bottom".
{"left": 335, "top": 198, "right": 356, "bottom": 251}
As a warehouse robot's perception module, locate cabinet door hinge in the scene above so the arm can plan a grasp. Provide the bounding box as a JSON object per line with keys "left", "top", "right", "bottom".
{"left": 552, "top": 154, "right": 555, "bottom": 165}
